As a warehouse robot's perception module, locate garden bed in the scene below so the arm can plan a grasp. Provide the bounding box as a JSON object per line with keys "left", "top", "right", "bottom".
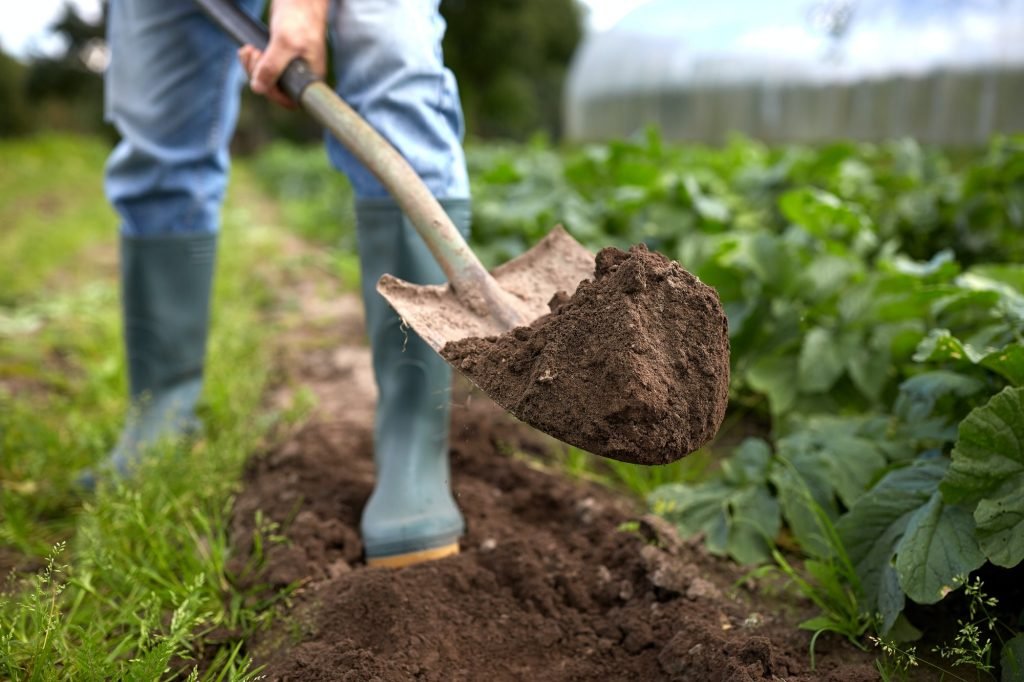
{"left": 227, "top": 293, "right": 876, "bottom": 681}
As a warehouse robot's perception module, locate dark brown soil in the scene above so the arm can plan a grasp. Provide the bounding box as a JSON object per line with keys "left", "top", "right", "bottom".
{"left": 0, "top": 547, "right": 44, "bottom": 581}
{"left": 225, "top": 291, "right": 876, "bottom": 682}
{"left": 441, "top": 245, "right": 730, "bottom": 466}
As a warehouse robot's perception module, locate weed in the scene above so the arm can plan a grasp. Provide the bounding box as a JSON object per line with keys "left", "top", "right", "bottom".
{"left": 871, "top": 633, "right": 973, "bottom": 682}
{"left": 869, "top": 576, "right": 1021, "bottom": 682}
{"left": 934, "top": 577, "right": 1001, "bottom": 675}
{"left": 748, "top": 456, "right": 872, "bottom": 668}
{"left": 0, "top": 542, "right": 68, "bottom": 680}
{"left": 605, "top": 450, "right": 710, "bottom": 496}
{"left": 554, "top": 445, "right": 710, "bottom": 498}
{"left": 616, "top": 520, "right": 641, "bottom": 535}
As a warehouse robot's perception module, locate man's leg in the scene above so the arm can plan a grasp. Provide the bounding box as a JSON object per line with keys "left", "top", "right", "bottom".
{"left": 96, "top": 0, "right": 261, "bottom": 482}
{"left": 327, "top": 0, "right": 470, "bottom": 566}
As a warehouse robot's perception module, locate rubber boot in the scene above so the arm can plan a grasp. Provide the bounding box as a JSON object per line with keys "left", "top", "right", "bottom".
{"left": 356, "top": 198, "right": 469, "bottom": 567}
{"left": 79, "top": 233, "right": 216, "bottom": 488}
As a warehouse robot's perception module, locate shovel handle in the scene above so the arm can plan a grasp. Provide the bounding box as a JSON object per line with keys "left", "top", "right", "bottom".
{"left": 194, "top": 0, "right": 527, "bottom": 327}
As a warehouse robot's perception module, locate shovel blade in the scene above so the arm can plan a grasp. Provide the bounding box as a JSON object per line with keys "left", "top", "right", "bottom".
{"left": 377, "top": 226, "right": 594, "bottom": 353}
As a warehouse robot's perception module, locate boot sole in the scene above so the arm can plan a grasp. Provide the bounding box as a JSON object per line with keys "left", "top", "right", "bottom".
{"left": 366, "top": 542, "right": 459, "bottom": 568}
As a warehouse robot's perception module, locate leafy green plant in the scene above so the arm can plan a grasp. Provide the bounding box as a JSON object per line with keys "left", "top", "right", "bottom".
{"left": 942, "top": 387, "right": 1024, "bottom": 569}
{"left": 650, "top": 439, "right": 779, "bottom": 565}
{"left": 935, "top": 578, "right": 999, "bottom": 674}
{"left": 838, "top": 458, "right": 986, "bottom": 634}
{"left": 462, "top": 130, "right": 1024, "bottom": 659}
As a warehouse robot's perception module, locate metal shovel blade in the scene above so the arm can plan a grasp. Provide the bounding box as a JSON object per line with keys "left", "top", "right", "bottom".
{"left": 377, "top": 227, "right": 595, "bottom": 353}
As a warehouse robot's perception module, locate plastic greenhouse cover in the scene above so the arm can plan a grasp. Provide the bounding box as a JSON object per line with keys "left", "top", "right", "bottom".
{"left": 569, "top": 0, "right": 1024, "bottom": 98}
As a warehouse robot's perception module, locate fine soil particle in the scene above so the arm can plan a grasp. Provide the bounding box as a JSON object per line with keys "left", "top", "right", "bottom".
{"left": 441, "top": 245, "right": 730, "bottom": 465}
{"left": 226, "top": 290, "right": 876, "bottom": 681}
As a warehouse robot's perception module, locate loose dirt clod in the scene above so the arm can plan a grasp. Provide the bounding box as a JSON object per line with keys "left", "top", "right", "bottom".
{"left": 442, "top": 244, "right": 730, "bottom": 465}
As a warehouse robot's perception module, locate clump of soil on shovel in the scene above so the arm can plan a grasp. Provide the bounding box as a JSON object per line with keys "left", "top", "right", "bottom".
{"left": 442, "top": 245, "right": 730, "bottom": 465}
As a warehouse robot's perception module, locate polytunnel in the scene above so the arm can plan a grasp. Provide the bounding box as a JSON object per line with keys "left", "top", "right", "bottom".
{"left": 565, "top": 0, "right": 1024, "bottom": 145}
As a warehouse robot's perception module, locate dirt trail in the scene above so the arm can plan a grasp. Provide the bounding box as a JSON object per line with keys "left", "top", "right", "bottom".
{"left": 228, "top": 282, "right": 876, "bottom": 681}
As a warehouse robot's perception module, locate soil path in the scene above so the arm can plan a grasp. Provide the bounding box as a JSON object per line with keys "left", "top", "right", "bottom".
{"left": 229, "top": 273, "right": 878, "bottom": 681}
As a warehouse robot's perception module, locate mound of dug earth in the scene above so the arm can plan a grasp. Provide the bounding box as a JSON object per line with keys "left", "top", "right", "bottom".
{"left": 232, "top": 398, "right": 874, "bottom": 682}
{"left": 442, "top": 245, "right": 730, "bottom": 465}
{"left": 224, "top": 291, "right": 874, "bottom": 681}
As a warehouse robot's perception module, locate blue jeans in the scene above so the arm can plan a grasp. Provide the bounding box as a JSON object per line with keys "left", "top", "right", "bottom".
{"left": 104, "top": 0, "right": 470, "bottom": 236}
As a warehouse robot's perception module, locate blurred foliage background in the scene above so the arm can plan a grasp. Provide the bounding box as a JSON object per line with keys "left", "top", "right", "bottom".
{"left": 0, "top": 0, "right": 583, "bottom": 145}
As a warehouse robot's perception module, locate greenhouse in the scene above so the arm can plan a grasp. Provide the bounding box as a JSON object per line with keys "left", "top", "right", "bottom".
{"left": 565, "top": 0, "right": 1024, "bottom": 144}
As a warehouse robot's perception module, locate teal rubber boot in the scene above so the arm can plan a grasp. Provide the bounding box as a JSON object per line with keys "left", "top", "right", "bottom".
{"left": 80, "top": 233, "right": 216, "bottom": 488}
{"left": 356, "top": 198, "right": 469, "bottom": 567}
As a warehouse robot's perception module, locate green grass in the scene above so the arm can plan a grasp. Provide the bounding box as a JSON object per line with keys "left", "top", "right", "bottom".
{"left": 248, "top": 142, "right": 362, "bottom": 290}
{"left": 0, "top": 134, "right": 315, "bottom": 679}
{"left": 0, "top": 135, "right": 115, "bottom": 305}
{"left": 548, "top": 445, "right": 712, "bottom": 497}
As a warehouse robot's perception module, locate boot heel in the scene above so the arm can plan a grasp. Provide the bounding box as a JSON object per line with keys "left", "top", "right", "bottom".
{"left": 366, "top": 542, "right": 460, "bottom": 569}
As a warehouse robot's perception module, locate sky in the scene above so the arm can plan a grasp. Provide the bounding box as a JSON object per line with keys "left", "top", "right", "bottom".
{"left": 6, "top": 0, "right": 1021, "bottom": 75}
{"left": 1, "top": 0, "right": 652, "bottom": 57}
{"left": 2, "top": 0, "right": 104, "bottom": 57}
{"left": 568, "top": 0, "right": 1024, "bottom": 94}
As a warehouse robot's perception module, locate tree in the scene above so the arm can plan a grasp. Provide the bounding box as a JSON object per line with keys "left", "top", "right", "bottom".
{"left": 441, "top": 0, "right": 583, "bottom": 141}
{"left": 25, "top": 2, "right": 109, "bottom": 135}
{"left": 0, "top": 48, "right": 32, "bottom": 136}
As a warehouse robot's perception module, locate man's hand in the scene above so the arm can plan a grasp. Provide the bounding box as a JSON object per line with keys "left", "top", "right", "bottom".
{"left": 238, "top": 0, "right": 328, "bottom": 108}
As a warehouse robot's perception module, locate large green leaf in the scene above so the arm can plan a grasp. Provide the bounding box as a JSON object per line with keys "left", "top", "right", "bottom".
{"left": 957, "top": 272, "right": 1024, "bottom": 323}
{"left": 770, "top": 459, "right": 836, "bottom": 559}
{"left": 798, "top": 327, "right": 845, "bottom": 393}
{"left": 846, "top": 325, "right": 906, "bottom": 402}
{"left": 942, "top": 386, "right": 1024, "bottom": 567}
{"left": 837, "top": 459, "right": 984, "bottom": 633}
{"left": 725, "top": 231, "right": 791, "bottom": 289}
{"left": 974, "top": 342, "right": 1024, "bottom": 386}
{"left": 649, "top": 439, "right": 780, "bottom": 565}
{"left": 915, "top": 329, "right": 1024, "bottom": 386}
{"left": 888, "top": 249, "right": 959, "bottom": 280}
{"left": 771, "top": 427, "right": 888, "bottom": 558}
{"left": 798, "top": 254, "right": 864, "bottom": 302}
{"left": 746, "top": 354, "right": 798, "bottom": 415}
{"left": 779, "top": 187, "right": 873, "bottom": 241}
{"left": 777, "top": 422, "right": 889, "bottom": 509}
{"left": 893, "top": 493, "right": 985, "bottom": 604}
{"left": 968, "top": 264, "right": 1024, "bottom": 293}
{"left": 1003, "top": 633, "right": 1024, "bottom": 682}
{"left": 894, "top": 370, "right": 986, "bottom": 422}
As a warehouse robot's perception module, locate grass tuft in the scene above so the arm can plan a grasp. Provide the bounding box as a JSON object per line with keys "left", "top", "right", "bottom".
{"left": 0, "top": 135, "right": 321, "bottom": 679}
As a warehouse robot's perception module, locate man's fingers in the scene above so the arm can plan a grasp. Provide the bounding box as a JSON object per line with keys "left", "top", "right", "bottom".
{"left": 251, "top": 38, "right": 293, "bottom": 95}
{"left": 238, "top": 44, "right": 296, "bottom": 109}
{"left": 237, "top": 45, "right": 259, "bottom": 78}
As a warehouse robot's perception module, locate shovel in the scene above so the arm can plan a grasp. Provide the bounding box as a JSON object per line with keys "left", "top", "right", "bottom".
{"left": 195, "top": 0, "right": 733, "bottom": 467}
{"left": 194, "top": 0, "right": 595, "bottom": 352}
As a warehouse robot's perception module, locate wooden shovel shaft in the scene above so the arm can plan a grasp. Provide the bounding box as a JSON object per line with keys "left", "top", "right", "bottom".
{"left": 300, "top": 84, "right": 526, "bottom": 326}
{"left": 192, "top": 0, "right": 528, "bottom": 329}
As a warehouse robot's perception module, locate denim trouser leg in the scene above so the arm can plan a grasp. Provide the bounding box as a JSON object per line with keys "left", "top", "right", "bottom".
{"left": 326, "top": 0, "right": 470, "bottom": 200}
{"left": 104, "top": 0, "right": 263, "bottom": 236}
